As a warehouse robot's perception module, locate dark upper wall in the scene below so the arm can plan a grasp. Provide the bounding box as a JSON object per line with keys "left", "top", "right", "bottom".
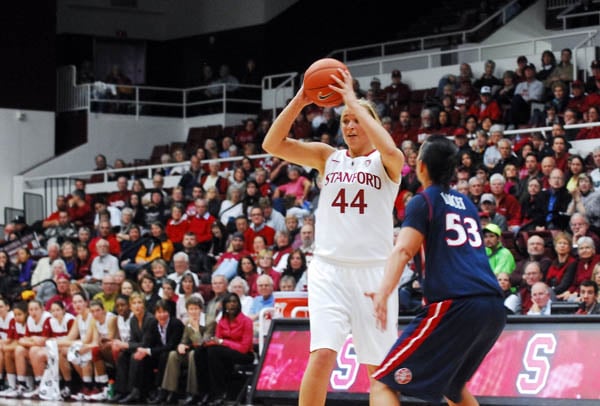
{"left": 0, "top": 1, "right": 56, "bottom": 111}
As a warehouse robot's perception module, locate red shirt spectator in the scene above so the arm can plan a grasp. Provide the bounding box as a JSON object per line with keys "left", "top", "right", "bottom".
{"left": 188, "top": 199, "right": 216, "bottom": 245}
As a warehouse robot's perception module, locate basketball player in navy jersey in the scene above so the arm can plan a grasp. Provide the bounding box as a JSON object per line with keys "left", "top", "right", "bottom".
{"left": 263, "top": 68, "right": 404, "bottom": 406}
{"left": 368, "top": 135, "right": 506, "bottom": 405}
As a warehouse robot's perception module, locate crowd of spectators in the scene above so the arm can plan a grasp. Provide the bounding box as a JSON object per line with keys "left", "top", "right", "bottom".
{"left": 1, "top": 49, "right": 600, "bottom": 403}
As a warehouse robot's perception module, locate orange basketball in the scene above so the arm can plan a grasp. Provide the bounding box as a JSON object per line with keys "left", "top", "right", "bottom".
{"left": 302, "top": 58, "right": 348, "bottom": 107}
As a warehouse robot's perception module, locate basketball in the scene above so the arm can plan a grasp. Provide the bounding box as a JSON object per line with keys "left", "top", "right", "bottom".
{"left": 302, "top": 58, "right": 348, "bottom": 107}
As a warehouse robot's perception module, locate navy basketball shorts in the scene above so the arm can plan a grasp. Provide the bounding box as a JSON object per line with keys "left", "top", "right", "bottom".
{"left": 372, "top": 295, "right": 506, "bottom": 403}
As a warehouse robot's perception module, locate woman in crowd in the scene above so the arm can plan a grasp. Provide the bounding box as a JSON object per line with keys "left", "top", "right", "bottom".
{"left": 281, "top": 249, "right": 308, "bottom": 289}
{"left": 176, "top": 273, "right": 204, "bottom": 324}
{"left": 126, "top": 192, "right": 146, "bottom": 228}
{"left": 228, "top": 276, "right": 253, "bottom": 316}
{"left": 218, "top": 186, "right": 244, "bottom": 233}
{"left": 110, "top": 291, "right": 155, "bottom": 403}
{"left": 150, "top": 258, "right": 170, "bottom": 288}
{"left": 518, "top": 177, "right": 546, "bottom": 232}
{"left": 236, "top": 255, "right": 259, "bottom": 298}
{"left": 226, "top": 167, "right": 248, "bottom": 201}
{"left": 60, "top": 241, "right": 77, "bottom": 278}
{"left": 139, "top": 274, "right": 160, "bottom": 314}
{"left": 565, "top": 155, "right": 586, "bottom": 193}
{"left": 161, "top": 279, "right": 178, "bottom": 304}
{"left": 546, "top": 232, "right": 577, "bottom": 296}
{"left": 0, "top": 251, "right": 19, "bottom": 302}
{"left": 256, "top": 249, "right": 281, "bottom": 292}
{"left": 497, "top": 271, "right": 519, "bottom": 314}
{"left": 165, "top": 203, "right": 189, "bottom": 252}
{"left": 272, "top": 230, "right": 293, "bottom": 272}
{"left": 207, "top": 222, "right": 229, "bottom": 269}
{"left": 15, "top": 247, "right": 36, "bottom": 290}
{"left": 205, "top": 186, "right": 222, "bottom": 218}
{"left": 566, "top": 174, "right": 600, "bottom": 232}
{"left": 242, "top": 180, "right": 261, "bottom": 216}
{"left": 251, "top": 235, "right": 268, "bottom": 260}
{"left": 135, "top": 221, "right": 174, "bottom": 265}
{"left": 75, "top": 243, "right": 92, "bottom": 282}
{"left": 195, "top": 292, "right": 254, "bottom": 406}
{"left": 557, "top": 236, "right": 600, "bottom": 301}
{"left": 158, "top": 295, "right": 207, "bottom": 405}
{"left": 120, "top": 279, "right": 141, "bottom": 297}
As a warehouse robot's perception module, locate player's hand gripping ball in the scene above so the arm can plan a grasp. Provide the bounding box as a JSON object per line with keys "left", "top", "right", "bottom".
{"left": 303, "top": 58, "right": 348, "bottom": 107}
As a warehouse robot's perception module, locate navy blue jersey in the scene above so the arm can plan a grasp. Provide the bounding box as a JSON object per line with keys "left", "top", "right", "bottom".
{"left": 402, "top": 185, "right": 502, "bottom": 303}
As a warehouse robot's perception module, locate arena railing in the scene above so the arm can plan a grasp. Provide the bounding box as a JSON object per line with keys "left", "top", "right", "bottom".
{"left": 326, "top": 0, "right": 527, "bottom": 63}
{"left": 57, "top": 65, "right": 262, "bottom": 118}
{"left": 18, "top": 125, "right": 600, "bottom": 220}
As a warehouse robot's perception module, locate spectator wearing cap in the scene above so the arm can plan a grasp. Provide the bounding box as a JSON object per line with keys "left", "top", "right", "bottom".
{"left": 454, "top": 77, "right": 478, "bottom": 111}
{"left": 467, "top": 85, "right": 502, "bottom": 124}
{"left": 584, "top": 59, "right": 600, "bottom": 94}
{"left": 212, "top": 232, "right": 251, "bottom": 280}
{"left": 510, "top": 63, "right": 544, "bottom": 127}
{"left": 368, "top": 76, "right": 386, "bottom": 103}
{"left": 480, "top": 193, "right": 508, "bottom": 232}
{"left": 483, "top": 223, "right": 516, "bottom": 276}
{"left": 567, "top": 80, "right": 587, "bottom": 116}
{"left": 473, "top": 59, "right": 502, "bottom": 92}
{"left": 384, "top": 69, "right": 411, "bottom": 119}
{"left": 452, "top": 128, "right": 470, "bottom": 153}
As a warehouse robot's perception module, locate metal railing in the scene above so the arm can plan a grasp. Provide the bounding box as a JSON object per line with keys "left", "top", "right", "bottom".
{"left": 57, "top": 67, "right": 262, "bottom": 118}
{"left": 326, "top": 0, "right": 525, "bottom": 63}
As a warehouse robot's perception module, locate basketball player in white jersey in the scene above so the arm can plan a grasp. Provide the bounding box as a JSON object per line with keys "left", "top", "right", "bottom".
{"left": 14, "top": 299, "right": 52, "bottom": 397}
{"left": 0, "top": 297, "right": 14, "bottom": 390}
{"left": 263, "top": 67, "right": 404, "bottom": 406}
{"left": 80, "top": 299, "right": 117, "bottom": 400}
{"left": 0, "top": 301, "right": 28, "bottom": 397}
{"left": 56, "top": 292, "right": 93, "bottom": 399}
{"left": 25, "top": 300, "right": 75, "bottom": 395}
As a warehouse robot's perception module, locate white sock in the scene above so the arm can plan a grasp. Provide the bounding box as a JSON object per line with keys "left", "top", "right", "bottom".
{"left": 83, "top": 376, "right": 93, "bottom": 383}
{"left": 95, "top": 374, "right": 108, "bottom": 384}
{"left": 7, "top": 374, "right": 16, "bottom": 388}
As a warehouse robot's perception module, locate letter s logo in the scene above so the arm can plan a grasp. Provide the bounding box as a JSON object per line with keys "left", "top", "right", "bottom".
{"left": 516, "top": 333, "right": 557, "bottom": 395}
{"left": 330, "top": 335, "right": 359, "bottom": 390}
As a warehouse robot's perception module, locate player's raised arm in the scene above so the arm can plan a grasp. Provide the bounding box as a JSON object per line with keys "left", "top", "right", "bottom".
{"left": 262, "top": 86, "right": 335, "bottom": 174}
{"left": 329, "top": 69, "right": 404, "bottom": 182}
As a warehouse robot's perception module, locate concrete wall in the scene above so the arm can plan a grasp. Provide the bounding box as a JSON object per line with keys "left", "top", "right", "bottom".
{"left": 0, "top": 109, "right": 54, "bottom": 223}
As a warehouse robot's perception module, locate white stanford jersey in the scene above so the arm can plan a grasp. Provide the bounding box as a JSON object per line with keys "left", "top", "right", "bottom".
{"left": 77, "top": 312, "right": 93, "bottom": 339}
{"left": 315, "top": 149, "right": 400, "bottom": 266}
{"left": 50, "top": 313, "right": 76, "bottom": 338}
{"left": 95, "top": 312, "right": 116, "bottom": 339}
{"left": 117, "top": 313, "right": 133, "bottom": 342}
{"left": 0, "top": 311, "right": 14, "bottom": 340}
{"left": 25, "top": 311, "right": 52, "bottom": 337}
